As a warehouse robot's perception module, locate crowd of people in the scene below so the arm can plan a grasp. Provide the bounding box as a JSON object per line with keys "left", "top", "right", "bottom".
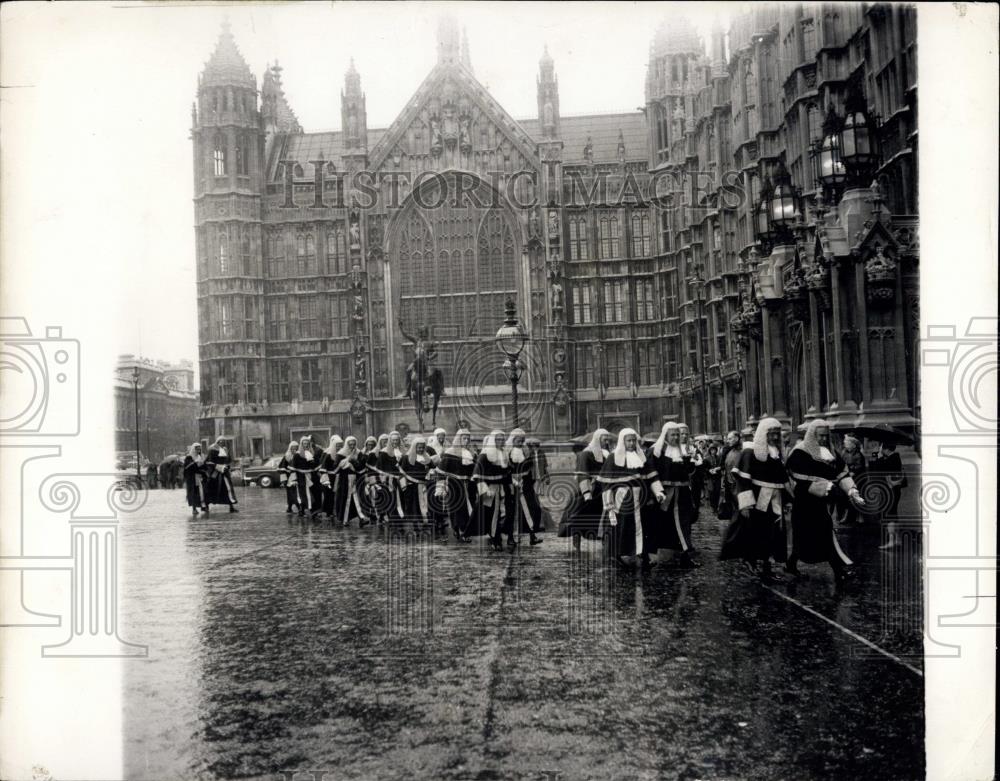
{"left": 181, "top": 429, "right": 551, "bottom": 551}
{"left": 178, "top": 418, "right": 909, "bottom": 582}
{"left": 180, "top": 438, "right": 241, "bottom": 514}
{"left": 559, "top": 417, "right": 909, "bottom": 584}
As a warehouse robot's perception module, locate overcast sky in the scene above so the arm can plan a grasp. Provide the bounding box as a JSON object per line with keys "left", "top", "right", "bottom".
{"left": 2, "top": 1, "right": 725, "bottom": 385}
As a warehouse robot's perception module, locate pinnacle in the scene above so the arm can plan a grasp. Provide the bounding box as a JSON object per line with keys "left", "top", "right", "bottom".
{"left": 202, "top": 20, "right": 255, "bottom": 89}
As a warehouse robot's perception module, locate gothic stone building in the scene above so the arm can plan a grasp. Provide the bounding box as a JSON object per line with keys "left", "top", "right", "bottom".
{"left": 194, "top": 8, "right": 918, "bottom": 455}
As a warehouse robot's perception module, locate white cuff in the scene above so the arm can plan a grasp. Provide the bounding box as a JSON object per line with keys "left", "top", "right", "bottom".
{"left": 838, "top": 476, "right": 857, "bottom": 493}
{"left": 737, "top": 490, "right": 755, "bottom": 511}
{"left": 807, "top": 480, "right": 833, "bottom": 498}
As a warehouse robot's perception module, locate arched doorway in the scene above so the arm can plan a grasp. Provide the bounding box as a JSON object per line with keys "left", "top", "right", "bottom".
{"left": 387, "top": 172, "right": 523, "bottom": 394}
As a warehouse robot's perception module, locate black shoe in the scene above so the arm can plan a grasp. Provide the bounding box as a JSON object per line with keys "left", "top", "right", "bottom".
{"left": 192, "top": 508, "right": 198, "bottom": 517}
{"left": 834, "top": 567, "right": 855, "bottom": 585}
{"left": 530, "top": 535, "right": 543, "bottom": 546}
{"left": 229, "top": 505, "right": 239, "bottom": 513}
{"left": 678, "top": 553, "right": 701, "bottom": 569}
{"left": 784, "top": 562, "right": 801, "bottom": 577}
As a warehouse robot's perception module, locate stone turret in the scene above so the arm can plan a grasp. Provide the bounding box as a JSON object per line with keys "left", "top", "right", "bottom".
{"left": 537, "top": 45, "right": 560, "bottom": 139}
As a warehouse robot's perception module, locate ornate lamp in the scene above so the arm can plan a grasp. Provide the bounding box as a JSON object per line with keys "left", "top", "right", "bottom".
{"left": 768, "top": 160, "right": 799, "bottom": 234}
{"left": 839, "top": 85, "right": 878, "bottom": 184}
{"left": 495, "top": 298, "right": 526, "bottom": 360}
{"left": 816, "top": 104, "right": 847, "bottom": 191}
{"left": 495, "top": 297, "right": 526, "bottom": 427}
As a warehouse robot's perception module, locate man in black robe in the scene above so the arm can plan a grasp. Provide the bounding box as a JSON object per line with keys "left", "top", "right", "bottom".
{"left": 205, "top": 436, "right": 239, "bottom": 513}
{"left": 599, "top": 428, "right": 666, "bottom": 569}
{"left": 719, "top": 417, "right": 789, "bottom": 581}
{"left": 785, "top": 419, "right": 866, "bottom": 583}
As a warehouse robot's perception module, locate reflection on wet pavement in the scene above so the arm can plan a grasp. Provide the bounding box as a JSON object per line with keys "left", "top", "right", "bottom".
{"left": 123, "top": 490, "right": 923, "bottom": 780}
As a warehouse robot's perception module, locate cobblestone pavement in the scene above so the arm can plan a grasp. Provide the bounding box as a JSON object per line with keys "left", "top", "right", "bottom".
{"left": 122, "top": 487, "right": 923, "bottom": 781}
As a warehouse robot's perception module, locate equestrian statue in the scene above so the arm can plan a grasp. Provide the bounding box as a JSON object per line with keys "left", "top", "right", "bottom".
{"left": 398, "top": 319, "right": 445, "bottom": 432}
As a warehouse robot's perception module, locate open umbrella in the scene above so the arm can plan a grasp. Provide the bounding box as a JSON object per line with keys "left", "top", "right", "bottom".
{"left": 850, "top": 423, "right": 913, "bottom": 447}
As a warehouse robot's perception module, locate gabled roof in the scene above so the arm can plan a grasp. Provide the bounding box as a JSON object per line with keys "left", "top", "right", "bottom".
{"left": 367, "top": 61, "right": 539, "bottom": 173}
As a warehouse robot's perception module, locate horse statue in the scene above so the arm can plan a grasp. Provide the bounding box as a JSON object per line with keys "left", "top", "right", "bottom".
{"left": 399, "top": 319, "right": 446, "bottom": 432}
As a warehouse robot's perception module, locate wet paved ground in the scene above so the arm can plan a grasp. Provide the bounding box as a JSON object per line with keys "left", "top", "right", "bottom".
{"left": 122, "top": 486, "right": 923, "bottom": 780}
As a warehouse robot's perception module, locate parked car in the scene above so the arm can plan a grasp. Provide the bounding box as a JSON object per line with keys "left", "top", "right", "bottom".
{"left": 113, "top": 469, "right": 143, "bottom": 491}
{"left": 241, "top": 456, "right": 283, "bottom": 488}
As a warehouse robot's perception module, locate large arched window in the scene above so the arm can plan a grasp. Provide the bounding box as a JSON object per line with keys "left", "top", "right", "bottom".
{"left": 213, "top": 133, "right": 227, "bottom": 177}
{"left": 568, "top": 216, "right": 589, "bottom": 260}
{"left": 393, "top": 175, "right": 519, "bottom": 390}
{"left": 598, "top": 215, "right": 620, "bottom": 259}
{"left": 326, "top": 224, "right": 346, "bottom": 274}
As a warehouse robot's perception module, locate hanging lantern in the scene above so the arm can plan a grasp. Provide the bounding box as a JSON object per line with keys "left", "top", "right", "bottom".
{"left": 768, "top": 161, "right": 799, "bottom": 230}
{"left": 839, "top": 85, "right": 878, "bottom": 182}
{"left": 816, "top": 104, "right": 847, "bottom": 188}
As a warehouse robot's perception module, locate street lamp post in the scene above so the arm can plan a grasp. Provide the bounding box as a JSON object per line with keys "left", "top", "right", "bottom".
{"left": 496, "top": 297, "right": 527, "bottom": 430}
{"left": 130, "top": 366, "right": 142, "bottom": 485}
{"left": 688, "top": 262, "right": 709, "bottom": 434}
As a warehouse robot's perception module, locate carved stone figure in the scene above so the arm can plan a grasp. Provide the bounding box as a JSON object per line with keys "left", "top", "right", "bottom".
{"left": 430, "top": 116, "right": 442, "bottom": 152}
{"left": 529, "top": 210, "right": 541, "bottom": 239}
{"left": 349, "top": 213, "right": 361, "bottom": 249}
{"left": 459, "top": 114, "right": 472, "bottom": 152}
{"left": 550, "top": 279, "right": 565, "bottom": 311}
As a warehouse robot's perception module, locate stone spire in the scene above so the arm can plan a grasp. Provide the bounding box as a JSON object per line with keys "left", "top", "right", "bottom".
{"left": 460, "top": 27, "right": 473, "bottom": 73}
{"left": 710, "top": 16, "right": 727, "bottom": 78}
{"left": 200, "top": 19, "right": 255, "bottom": 90}
{"left": 261, "top": 60, "right": 302, "bottom": 136}
{"left": 341, "top": 58, "right": 367, "bottom": 151}
{"left": 537, "top": 44, "right": 560, "bottom": 139}
{"left": 437, "top": 14, "right": 461, "bottom": 66}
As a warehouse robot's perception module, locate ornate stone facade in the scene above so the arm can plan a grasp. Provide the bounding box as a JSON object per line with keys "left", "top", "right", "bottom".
{"left": 193, "top": 7, "right": 918, "bottom": 455}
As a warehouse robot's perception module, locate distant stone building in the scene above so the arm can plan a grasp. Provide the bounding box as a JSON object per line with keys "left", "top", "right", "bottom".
{"left": 114, "top": 356, "right": 200, "bottom": 463}
{"left": 192, "top": 6, "right": 918, "bottom": 455}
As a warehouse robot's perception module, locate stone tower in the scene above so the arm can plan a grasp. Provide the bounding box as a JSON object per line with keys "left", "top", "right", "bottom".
{"left": 191, "top": 21, "right": 266, "bottom": 411}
